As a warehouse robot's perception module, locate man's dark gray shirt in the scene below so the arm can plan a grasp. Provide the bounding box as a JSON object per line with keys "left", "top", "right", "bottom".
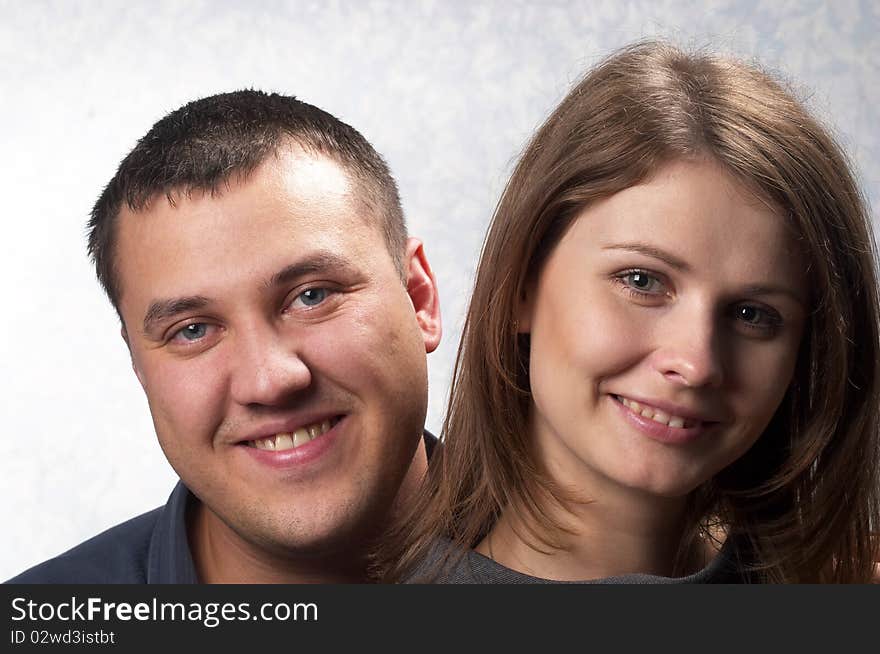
{"left": 6, "top": 432, "right": 437, "bottom": 584}
{"left": 6, "top": 481, "right": 198, "bottom": 584}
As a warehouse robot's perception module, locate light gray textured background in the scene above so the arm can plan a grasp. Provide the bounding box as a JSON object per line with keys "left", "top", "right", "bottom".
{"left": 1, "top": 0, "right": 877, "bottom": 580}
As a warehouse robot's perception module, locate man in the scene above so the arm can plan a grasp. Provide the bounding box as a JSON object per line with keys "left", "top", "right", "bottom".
{"left": 8, "top": 91, "right": 441, "bottom": 583}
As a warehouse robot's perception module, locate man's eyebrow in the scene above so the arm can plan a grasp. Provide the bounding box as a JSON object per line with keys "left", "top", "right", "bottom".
{"left": 601, "top": 242, "right": 691, "bottom": 271}
{"left": 140, "top": 253, "right": 357, "bottom": 335}
{"left": 266, "top": 252, "right": 356, "bottom": 289}
{"left": 142, "top": 296, "right": 211, "bottom": 335}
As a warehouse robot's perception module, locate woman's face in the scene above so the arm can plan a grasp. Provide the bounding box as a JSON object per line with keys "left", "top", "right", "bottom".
{"left": 520, "top": 158, "right": 807, "bottom": 499}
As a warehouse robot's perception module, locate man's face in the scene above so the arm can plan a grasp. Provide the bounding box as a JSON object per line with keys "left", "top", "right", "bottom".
{"left": 115, "top": 148, "right": 440, "bottom": 558}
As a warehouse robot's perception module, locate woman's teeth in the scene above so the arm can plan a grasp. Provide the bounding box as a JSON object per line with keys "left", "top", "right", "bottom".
{"left": 616, "top": 396, "right": 694, "bottom": 429}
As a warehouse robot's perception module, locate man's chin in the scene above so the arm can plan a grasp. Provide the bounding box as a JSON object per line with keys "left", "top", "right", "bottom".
{"left": 227, "top": 502, "right": 390, "bottom": 559}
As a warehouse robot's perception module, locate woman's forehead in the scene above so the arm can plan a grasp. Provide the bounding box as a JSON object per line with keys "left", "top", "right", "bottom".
{"left": 552, "top": 160, "right": 807, "bottom": 293}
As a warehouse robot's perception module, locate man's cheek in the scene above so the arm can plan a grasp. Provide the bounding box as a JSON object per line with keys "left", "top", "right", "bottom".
{"left": 307, "top": 316, "right": 396, "bottom": 375}
{"left": 145, "top": 369, "right": 215, "bottom": 435}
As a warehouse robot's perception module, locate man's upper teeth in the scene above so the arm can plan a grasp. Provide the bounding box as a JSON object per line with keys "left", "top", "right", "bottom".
{"left": 251, "top": 419, "right": 332, "bottom": 451}
{"left": 619, "top": 397, "right": 691, "bottom": 428}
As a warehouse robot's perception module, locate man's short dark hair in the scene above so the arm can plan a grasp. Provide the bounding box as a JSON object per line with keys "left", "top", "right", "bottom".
{"left": 88, "top": 89, "right": 406, "bottom": 314}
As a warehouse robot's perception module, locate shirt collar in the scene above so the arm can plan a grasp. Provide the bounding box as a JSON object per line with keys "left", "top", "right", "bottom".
{"left": 146, "top": 480, "right": 199, "bottom": 584}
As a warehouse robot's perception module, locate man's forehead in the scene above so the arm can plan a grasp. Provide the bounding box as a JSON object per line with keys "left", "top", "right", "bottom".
{"left": 119, "top": 149, "right": 370, "bottom": 242}
{"left": 113, "top": 149, "right": 386, "bottom": 315}
{"left": 272, "top": 144, "right": 358, "bottom": 199}
{"left": 129, "top": 145, "right": 357, "bottom": 215}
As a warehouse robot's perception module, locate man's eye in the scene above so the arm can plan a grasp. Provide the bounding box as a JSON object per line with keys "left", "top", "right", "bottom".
{"left": 171, "top": 323, "right": 209, "bottom": 342}
{"left": 295, "top": 288, "right": 329, "bottom": 307}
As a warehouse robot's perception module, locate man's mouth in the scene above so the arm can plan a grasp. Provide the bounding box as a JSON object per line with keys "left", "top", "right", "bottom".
{"left": 245, "top": 417, "right": 340, "bottom": 452}
{"left": 613, "top": 395, "right": 699, "bottom": 429}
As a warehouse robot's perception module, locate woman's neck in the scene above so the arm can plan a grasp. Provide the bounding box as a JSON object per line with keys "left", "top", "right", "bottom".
{"left": 476, "top": 486, "right": 707, "bottom": 581}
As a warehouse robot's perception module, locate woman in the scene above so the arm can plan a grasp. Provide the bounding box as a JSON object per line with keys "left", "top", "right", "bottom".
{"left": 383, "top": 41, "right": 880, "bottom": 583}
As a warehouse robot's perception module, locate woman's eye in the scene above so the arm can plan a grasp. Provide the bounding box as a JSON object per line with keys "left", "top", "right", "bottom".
{"left": 733, "top": 304, "right": 782, "bottom": 331}
{"left": 737, "top": 305, "right": 762, "bottom": 324}
{"left": 620, "top": 270, "right": 665, "bottom": 295}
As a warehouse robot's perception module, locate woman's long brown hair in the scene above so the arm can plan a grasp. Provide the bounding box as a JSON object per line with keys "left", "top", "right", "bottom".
{"left": 381, "top": 40, "right": 880, "bottom": 583}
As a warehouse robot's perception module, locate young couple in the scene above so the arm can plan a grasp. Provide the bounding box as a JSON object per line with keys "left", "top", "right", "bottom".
{"left": 11, "top": 40, "right": 879, "bottom": 585}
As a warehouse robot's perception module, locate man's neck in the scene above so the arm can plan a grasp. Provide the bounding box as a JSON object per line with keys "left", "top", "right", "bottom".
{"left": 187, "top": 502, "right": 367, "bottom": 584}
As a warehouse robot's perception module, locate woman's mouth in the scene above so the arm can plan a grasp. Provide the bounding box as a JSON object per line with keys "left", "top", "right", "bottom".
{"left": 613, "top": 395, "right": 700, "bottom": 429}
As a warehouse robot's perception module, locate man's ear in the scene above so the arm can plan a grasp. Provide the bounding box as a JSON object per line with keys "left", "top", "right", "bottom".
{"left": 121, "top": 324, "right": 146, "bottom": 388}
{"left": 403, "top": 237, "right": 442, "bottom": 353}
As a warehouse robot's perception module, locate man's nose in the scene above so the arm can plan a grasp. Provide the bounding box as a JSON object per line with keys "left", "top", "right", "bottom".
{"left": 651, "top": 303, "right": 724, "bottom": 389}
{"left": 229, "top": 325, "right": 312, "bottom": 407}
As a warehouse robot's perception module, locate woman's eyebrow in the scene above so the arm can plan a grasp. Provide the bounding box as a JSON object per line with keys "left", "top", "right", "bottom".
{"left": 601, "top": 242, "right": 691, "bottom": 271}
{"left": 602, "top": 242, "right": 806, "bottom": 307}
{"left": 740, "top": 284, "right": 807, "bottom": 308}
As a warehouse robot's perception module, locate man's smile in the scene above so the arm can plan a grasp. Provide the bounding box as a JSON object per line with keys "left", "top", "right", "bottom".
{"left": 246, "top": 417, "right": 339, "bottom": 451}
